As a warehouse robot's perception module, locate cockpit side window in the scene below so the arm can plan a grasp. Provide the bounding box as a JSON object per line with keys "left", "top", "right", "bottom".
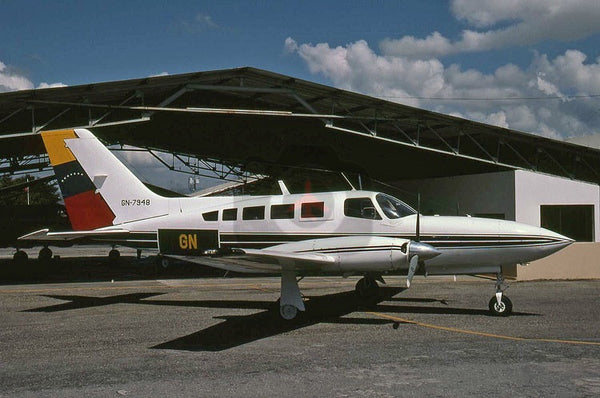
{"left": 344, "top": 198, "right": 382, "bottom": 220}
{"left": 376, "top": 193, "right": 416, "bottom": 219}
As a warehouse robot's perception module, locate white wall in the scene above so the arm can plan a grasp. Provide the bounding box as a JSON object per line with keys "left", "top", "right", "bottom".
{"left": 399, "top": 171, "right": 515, "bottom": 219}
{"left": 398, "top": 170, "right": 599, "bottom": 241}
{"left": 514, "top": 170, "right": 600, "bottom": 242}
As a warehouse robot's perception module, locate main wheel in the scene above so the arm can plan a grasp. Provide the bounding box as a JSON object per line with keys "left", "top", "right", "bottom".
{"left": 280, "top": 304, "right": 298, "bottom": 320}
{"left": 13, "top": 250, "right": 28, "bottom": 263}
{"left": 355, "top": 277, "right": 379, "bottom": 298}
{"left": 108, "top": 249, "right": 120, "bottom": 267}
{"left": 160, "top": 257, "right": 169, "bottom": 269}
{"left": 488, "top": 295, "right": 513, "bottom": 317}
{"left": 38, "top": 247, "right": 52, "bottom": 261}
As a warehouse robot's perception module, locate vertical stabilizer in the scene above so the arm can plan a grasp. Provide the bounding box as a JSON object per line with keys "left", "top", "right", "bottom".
{"left": 41, "top": 129, "right": 168, "bottom": 230}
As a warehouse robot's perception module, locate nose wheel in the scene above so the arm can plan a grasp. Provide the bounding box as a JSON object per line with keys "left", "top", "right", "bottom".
{"left": 489, "top": 273, "right": 512, "bottom": 316}
{"left": 489, "top": 295, "right": 513, "bottom": 316}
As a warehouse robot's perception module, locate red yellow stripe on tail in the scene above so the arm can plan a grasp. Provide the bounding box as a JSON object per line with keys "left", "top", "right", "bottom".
{"left": 41, "top": 130, "right": 115, "bottom": 230}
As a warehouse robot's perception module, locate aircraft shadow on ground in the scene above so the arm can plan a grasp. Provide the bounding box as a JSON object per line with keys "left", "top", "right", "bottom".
{"left": 23, "top": 292, "right": 165, "bottom": 312}
{"left": 24, "top": 287, "right": 538, "bottom": 351}
{"left": 151, "top": 287, "right": 407, "bottom": 351}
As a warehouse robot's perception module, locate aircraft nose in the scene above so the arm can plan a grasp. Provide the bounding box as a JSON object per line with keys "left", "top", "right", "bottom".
{"left": 541, "top": 228, "right": 574, "bottom": 248}
{"left": 507, "top": 220, "right": 574, "bottom": 247}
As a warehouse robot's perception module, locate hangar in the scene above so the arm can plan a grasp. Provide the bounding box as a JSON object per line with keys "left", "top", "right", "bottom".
{"left": 0, "top": 67, "right": 598, "bottom": 279}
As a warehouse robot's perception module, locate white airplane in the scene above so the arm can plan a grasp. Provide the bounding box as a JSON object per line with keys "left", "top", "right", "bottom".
{"left": 19, "top": 128, "right": 573, "bottom": 319}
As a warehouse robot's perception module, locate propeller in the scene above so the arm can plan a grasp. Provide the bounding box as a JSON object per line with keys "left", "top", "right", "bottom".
{"left": 407, "top": 193, "right": 440, "bottom": 287}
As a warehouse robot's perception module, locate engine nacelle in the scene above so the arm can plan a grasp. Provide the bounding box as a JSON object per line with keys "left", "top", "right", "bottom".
{"left": 269, "top": 236, "right": 411, "bottom": 272}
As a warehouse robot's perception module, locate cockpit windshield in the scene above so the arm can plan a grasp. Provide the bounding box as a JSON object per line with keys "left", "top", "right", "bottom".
{"left": 376, "top": 193, "right": 416, "bottom": 219}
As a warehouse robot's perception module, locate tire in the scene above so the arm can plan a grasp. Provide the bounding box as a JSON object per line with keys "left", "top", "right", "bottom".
{"left": 13, "top": 250, "right": 28, "bottom": 263}
{"left": 38, "top": 247, "right": 52, "bottom": 261}
{"left": 108, "top": 249, "right": 120, "bottom": 267}
{"left": 488, "top": 295, "right": 513, "bottom": 317}
{"left": 279, "top": 305, "right": 298, "bottom": 320}
{"left": 355, "top": 277, "right": 379, "bottom": 298}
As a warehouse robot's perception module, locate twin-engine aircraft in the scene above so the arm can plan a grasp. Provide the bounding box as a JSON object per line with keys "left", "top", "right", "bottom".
{"left": 19, "top": 129, "right": 573, "bottom": 319}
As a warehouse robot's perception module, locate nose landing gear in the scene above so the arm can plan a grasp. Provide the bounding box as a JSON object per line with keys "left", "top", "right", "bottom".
{"left": 489, "top": 273, "right": 512, "bottom": 316}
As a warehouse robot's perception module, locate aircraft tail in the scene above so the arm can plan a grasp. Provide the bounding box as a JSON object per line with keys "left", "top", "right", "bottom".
{"left": 41, "top": 129, "right": 168, "bottom": 230}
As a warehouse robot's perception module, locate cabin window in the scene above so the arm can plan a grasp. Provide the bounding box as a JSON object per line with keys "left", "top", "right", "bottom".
{"left": 222, "top": 208, "right": 237, "bottom": 221}
{"left": 301, "top": 202, "right": 324, "bottom": 218}
{"left": 344, "top": 198, "right": 381, "bottom": 220}
{"left": 271, "top": 204, "right": 295, "bottom": 219}
{"left": 202, "top": 210, "right": 218, "bottom": 222}
{"left": 242, "top": 206, "right": 265, "bottom": 220}
{"left": 541, "top": 204, "right": 594, "bottom": 242}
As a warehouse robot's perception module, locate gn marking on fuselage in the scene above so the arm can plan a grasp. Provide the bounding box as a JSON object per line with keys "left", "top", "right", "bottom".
{"left": 179, "top": 233, "right": 198, "bottom": 250}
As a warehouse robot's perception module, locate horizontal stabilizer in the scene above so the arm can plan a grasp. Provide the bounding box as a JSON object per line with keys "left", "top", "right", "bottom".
{"left": 18, "top": 228, "right": 130, "bottom": 242}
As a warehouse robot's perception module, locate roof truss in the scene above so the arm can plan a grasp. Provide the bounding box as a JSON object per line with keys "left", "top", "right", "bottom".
{"left": 0, "top": 67, "right": 598, "bottom": 185}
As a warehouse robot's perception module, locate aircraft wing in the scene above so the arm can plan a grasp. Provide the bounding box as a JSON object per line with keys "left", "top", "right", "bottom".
{"left": 165, "top": 249, "right": 336, "bottom": 274}
{"left": 158, "top": 229, "right": 338, "bottom": 273}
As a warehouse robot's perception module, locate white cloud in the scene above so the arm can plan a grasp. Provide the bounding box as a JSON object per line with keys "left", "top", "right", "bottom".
{"left": 286, "top": 1, "right": 600, "bottom": 138}
{"left": 0, "top": 61, "right": 34, "bottom": 92}
{"left": 195, "top": 13, "right": 218, "bottom": 29}
{"left": 0, "top": 60, "right": 67, "bottom": 92}
{"left": 287, "top": 38, "right": 600, "bottom": 138}
{"left": 179, "top": 13, "right": 220, "bottom": 33}
{"left": 37, "top": 82, "right": 67, "bottom": 89}
{"left": 380, "top": 0, "right": 600, "bottom": 59}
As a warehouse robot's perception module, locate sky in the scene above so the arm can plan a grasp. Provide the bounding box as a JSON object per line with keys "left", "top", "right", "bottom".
{"left": 2, "top": 0, "right": 600, "bottom": 191}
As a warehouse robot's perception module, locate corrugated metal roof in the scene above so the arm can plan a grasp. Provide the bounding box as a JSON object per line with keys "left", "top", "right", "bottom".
{"left": 1, "top": 67, "right": 599, "bottom": 184}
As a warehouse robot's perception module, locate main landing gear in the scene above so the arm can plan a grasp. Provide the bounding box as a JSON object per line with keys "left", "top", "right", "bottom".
{"left": 488, "top": 272, "right": 513, "bottom": 316}
{"left": 38, "top": 246, "right": 52, "bottom": 261}
{"left": 278, "top": 270, "right": 305, "bottom": 320}
{"left": 13, "top": 250, "right": 28, "bottom": 263}
{"left": 108, "top": 247, "right": 120, "bottom": 267}
{"left": 354, "top": 274, "right": 382, "bottom": 298}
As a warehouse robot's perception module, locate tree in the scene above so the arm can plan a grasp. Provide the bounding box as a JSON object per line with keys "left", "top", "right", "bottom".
{"left": 0, "top": 175, "right": 61, "bottom": 207}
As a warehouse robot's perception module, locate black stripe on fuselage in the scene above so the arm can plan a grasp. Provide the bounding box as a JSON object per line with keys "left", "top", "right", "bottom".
{"left": 219, "top": 233, "right": 557, "bottom": 243}
{"left": 218, "top": 233, "right": 564, "bottom": 250}
{"left": 112, "top": 232, "right": 564, "bottom": 251}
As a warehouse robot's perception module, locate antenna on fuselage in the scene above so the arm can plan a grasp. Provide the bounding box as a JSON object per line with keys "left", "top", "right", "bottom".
{"left": 277, "top": 180, "right": 291, "bottom": 195}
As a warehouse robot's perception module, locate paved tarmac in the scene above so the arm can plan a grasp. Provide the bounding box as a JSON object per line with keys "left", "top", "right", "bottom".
{"left": 1, "top": 275, "right": 599, "bottom": 397}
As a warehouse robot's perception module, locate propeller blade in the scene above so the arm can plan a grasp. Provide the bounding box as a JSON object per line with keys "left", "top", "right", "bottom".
{"left": 407, "top": 255, "right": 419, "bottom": 288}
{"left": 406, "top": 241, "right": 442, "bottom": 288}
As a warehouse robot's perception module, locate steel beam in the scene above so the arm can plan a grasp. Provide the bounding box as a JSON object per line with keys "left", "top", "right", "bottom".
{"left": 0, "top": 107, "right": 25, "bottom": 126}
{"left": 34, "top": 107, "right": 71, "bottom": 133}
{"left": 464, "top": 133, "right": 497, "bottom": 162}
{"left": 427, "top": 125, "right": 457, "bottom": 154}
